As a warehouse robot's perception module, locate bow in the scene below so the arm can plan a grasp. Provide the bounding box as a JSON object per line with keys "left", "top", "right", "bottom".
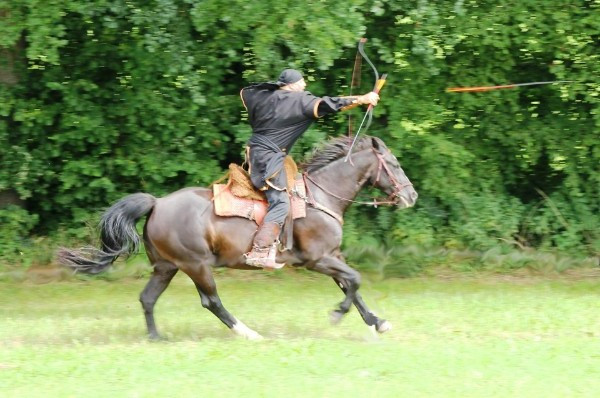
{"left": 344, "top": 38, "right": 387, "bottom": 162}
{"left": 347, "top": 40, "right": 363, "bottom": 136}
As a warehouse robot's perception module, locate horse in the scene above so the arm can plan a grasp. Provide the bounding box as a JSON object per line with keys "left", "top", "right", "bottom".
{"left": 59, "top": 135, "right": 418, "bottom": 340}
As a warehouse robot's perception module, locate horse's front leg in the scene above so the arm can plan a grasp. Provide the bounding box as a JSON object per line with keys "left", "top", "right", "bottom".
{"left": 333, "top": 277, "right": 392, "bottom": 333}
{"left": 308, "top": 255, "right": 361, "bottom": 324}
{"left": 329, "top": 253, "right": 391, "bottom": 333}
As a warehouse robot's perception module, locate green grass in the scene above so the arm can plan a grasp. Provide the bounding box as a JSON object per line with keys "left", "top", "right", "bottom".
{"left": 1, "top": 270, "right": 600, "bottom": 397}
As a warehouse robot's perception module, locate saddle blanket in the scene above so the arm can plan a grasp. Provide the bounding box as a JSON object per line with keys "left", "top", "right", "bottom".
{"left": 212, "top": 179, "right": 306, "bottom": 225}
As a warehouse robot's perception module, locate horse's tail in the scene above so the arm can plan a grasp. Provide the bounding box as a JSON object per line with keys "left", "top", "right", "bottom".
{"left": 58, "top": 193, "right": 156, "bottom": 274}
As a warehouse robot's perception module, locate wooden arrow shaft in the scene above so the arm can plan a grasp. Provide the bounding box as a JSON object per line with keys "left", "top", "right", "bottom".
{"left": 446, "top": 80, "right": 574, "bottom": 93}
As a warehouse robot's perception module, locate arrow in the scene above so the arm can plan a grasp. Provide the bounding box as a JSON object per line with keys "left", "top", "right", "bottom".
{"left": 446, "top": 80, "right": 574, "bottom": 93}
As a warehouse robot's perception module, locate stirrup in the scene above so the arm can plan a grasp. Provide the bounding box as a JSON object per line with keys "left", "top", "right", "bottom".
{"left": 244, "top": 244, "right": 285, "bottom": 269}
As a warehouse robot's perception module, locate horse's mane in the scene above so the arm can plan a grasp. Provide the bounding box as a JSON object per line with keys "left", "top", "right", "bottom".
{"left": 301, "top": 135, "right": 373, "bottom": 173}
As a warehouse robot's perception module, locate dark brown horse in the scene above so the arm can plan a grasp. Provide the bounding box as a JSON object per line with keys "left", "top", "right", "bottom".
{"left": 59, "top": 136, "right": 418, "bottom": 340}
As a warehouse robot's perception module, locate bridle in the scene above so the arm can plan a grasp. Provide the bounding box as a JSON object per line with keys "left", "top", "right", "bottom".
{"left": 302, "top": 148, "right": 413, "bottom": 215}
{"left": 372, "top": 151, "right": 414, "bottom": 207}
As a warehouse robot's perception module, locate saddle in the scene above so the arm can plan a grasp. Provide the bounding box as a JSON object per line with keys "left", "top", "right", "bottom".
{"left": 212, "top": 157, "right": 306, "bottom": 226}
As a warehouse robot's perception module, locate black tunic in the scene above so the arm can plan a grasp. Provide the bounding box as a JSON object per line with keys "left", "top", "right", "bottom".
{"left": 241, "top": 84, "right": 353, "bottom": 189}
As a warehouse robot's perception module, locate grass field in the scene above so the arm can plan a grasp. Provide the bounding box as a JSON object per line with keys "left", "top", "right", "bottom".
{"left": 1, "top": 269, "right": 600, "bottom": 397}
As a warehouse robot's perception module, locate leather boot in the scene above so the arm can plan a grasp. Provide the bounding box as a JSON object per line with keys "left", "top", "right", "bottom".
{"left": 244, "top": 222, "right": 285, "bottom": 269}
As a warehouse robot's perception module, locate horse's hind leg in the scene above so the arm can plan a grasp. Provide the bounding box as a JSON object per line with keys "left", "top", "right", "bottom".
{"left": 140, "top": 260, "right": 178, "bottom": 340}
{"left": 182, "top": 263, "right": 263, "bottom": 340}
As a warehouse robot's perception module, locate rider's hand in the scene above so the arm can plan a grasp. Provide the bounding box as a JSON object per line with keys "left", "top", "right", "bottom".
{"left": 358, "top": 92, "right": 380, "bottom": 106}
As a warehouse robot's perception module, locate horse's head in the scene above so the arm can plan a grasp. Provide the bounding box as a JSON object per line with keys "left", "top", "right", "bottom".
{"left": 367, "top": 137, "right": 418, "bottom": 209}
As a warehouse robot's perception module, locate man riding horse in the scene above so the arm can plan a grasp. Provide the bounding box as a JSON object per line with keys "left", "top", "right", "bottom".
{"left": 241, "top": 69, "right": 380, "bottom": 269}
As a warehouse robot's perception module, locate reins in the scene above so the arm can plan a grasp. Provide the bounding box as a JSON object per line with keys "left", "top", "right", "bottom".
{"left": 301, "top": 173, "right": 345, "bottom": 225}
{"left": 301, "top": 148, "right": 413, "bottom": 220}
{"left": 303, "top": 172, "right": 397, "bottom": 207}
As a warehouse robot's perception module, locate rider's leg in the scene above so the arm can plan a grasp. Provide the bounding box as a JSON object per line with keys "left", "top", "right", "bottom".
{"left": 245, "top": 180, "right": 289, "bottom": 269}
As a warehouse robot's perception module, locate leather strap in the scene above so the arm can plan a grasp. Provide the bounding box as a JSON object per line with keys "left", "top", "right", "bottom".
{"left": 302, "top": 174, "right": 344, "bottom": 225}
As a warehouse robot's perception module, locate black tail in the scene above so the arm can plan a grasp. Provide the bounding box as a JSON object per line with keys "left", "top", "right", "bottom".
{"left": 58, "top": 193, "right": 156, "bottom": 274}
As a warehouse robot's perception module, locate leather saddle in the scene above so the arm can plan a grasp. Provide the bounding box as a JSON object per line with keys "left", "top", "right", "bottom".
{"left": 212, "top": 158, "right": 306, "bottom": 225}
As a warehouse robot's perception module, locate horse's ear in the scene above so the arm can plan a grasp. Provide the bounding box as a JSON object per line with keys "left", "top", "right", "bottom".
{"left": 371, "top": 137, "right": 383, "bottom": 153}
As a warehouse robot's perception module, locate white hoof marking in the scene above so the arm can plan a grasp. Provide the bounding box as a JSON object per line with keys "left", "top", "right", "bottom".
{"left": 377, "top": 320, "right": 392, "bottom": 334}
{"left": 232, "top": 319, "right": 263, "bottom": 340}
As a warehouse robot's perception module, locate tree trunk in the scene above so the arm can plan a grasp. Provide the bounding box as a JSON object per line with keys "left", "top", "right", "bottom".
{"left": 0, "top": 8, "right": 22, "bottom": 85}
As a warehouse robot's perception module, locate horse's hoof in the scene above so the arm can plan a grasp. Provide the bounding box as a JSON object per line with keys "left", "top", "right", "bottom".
{"left": 232, "top": 320, "right": 264, "bottom": 340}
{"left": 245, "top": 331, "right": 264, "bottom": 341}
{"left": 148, "top": 333, "right": 167, "bottom": 342}
{"left": 237, "top": 329, "right": 263, "bottom": 341}
{"left": 329, "top": 310, "right": 344, "bottom": 325}
{"left": 376, "top": 320, "right": 392, "bottom": 334}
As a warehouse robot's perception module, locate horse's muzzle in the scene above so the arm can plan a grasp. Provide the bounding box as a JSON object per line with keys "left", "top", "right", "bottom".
{"left": 396, "top": 187, "right": 418, "bottom": 208}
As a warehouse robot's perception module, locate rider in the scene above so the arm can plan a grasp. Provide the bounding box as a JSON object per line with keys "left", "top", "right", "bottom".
{"left": 240, "top": 68, "right": 379, "bottom": 269}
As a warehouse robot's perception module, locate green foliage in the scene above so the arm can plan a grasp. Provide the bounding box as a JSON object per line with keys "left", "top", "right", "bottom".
{"left": 0, "top": 205, "right": 38, "bottom": 263}
{"left": 0, "top": 0, "right": 598, "bottom": 263}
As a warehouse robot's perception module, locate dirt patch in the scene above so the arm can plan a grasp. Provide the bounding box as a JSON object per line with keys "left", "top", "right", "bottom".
{"left": 24, "top": 265, "right": 72, "bottom": 284}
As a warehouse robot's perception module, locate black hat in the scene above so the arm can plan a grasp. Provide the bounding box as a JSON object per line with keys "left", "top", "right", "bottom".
{"left": 277, "top": 69, "right": 303, "bottom": 85}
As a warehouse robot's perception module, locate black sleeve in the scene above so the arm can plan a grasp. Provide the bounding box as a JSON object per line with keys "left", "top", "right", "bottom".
{"left": 316, "top": 96, "right": 355, "bottom": 117}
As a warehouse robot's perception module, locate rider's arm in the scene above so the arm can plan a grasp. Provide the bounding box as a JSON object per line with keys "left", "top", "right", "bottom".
{"left": 314, "top": 92, "right": 379, "bottom": 118}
